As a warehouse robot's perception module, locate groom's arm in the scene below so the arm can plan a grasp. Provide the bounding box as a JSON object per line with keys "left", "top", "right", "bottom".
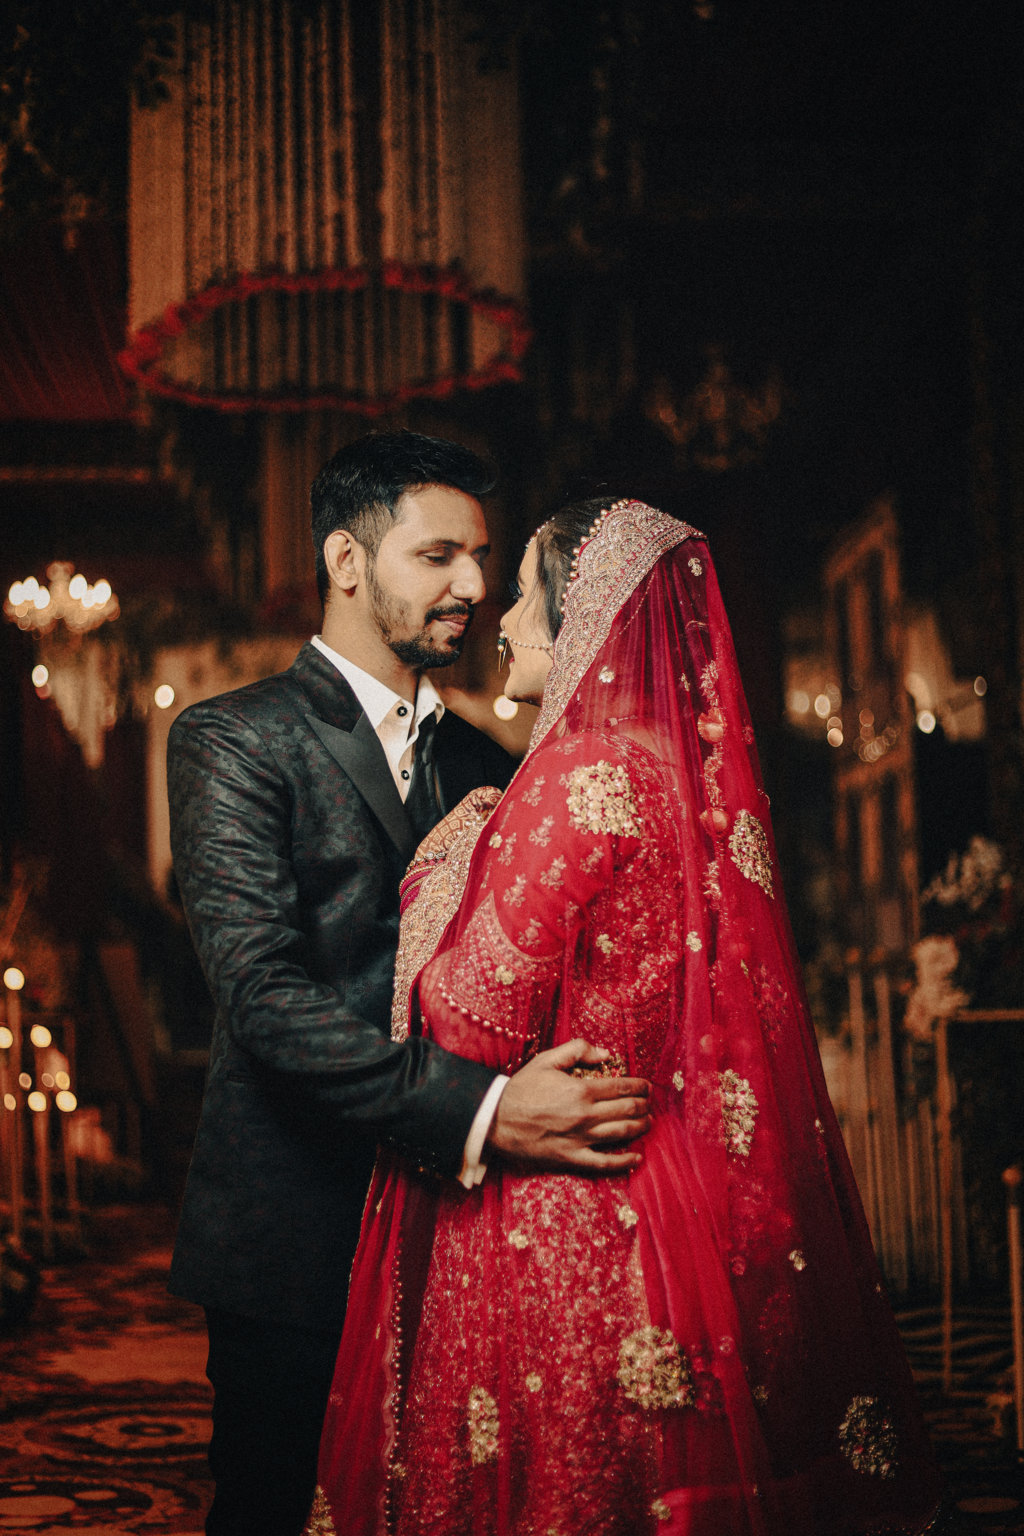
{"left": 170, "top": 698, "right": 648, "bottom": 1180}
{"left": 168, "top": 698, "right": 497, "bottom": 1178}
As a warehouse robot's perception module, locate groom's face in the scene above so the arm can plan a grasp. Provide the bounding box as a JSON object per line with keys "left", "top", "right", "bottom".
{"left": 365, "top": 485, "right": 489, "bottom": 670}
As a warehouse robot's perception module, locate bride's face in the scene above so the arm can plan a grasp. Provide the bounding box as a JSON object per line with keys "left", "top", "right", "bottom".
{"left": 500, "top": 539, "right": 555, "bottom": 706}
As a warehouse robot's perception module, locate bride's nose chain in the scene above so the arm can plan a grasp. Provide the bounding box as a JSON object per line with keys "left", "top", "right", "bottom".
{"left": 497, "top": 630, "right": 554, "bottom": 668}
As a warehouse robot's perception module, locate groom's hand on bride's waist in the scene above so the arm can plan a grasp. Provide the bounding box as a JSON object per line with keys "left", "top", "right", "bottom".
{"left": 486, "top": 1039, "right": 651, "bottom": 1172}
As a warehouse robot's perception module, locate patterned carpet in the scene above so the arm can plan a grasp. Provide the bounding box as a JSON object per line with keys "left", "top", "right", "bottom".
{"left": 0, "top": 1207, "right": 211, "bottom": 1534}
{"left": 1, "top": 1204, "right": 1023, "bottom": 1533}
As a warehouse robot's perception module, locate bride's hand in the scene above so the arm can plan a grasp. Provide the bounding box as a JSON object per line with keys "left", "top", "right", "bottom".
{"left": 411, "top": 785, "right": 504, "bottom": 868}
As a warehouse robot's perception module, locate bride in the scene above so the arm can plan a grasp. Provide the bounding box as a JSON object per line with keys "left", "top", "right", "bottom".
{"left": 309, "top": 498, "right": 943, "bottom": 1535}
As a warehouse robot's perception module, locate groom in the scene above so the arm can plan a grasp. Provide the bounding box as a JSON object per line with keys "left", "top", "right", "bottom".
{"left": 167, "top": 431, "right": 651, "bottom": 1536}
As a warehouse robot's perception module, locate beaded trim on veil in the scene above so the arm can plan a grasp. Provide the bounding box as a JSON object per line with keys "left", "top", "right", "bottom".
{"left": 528, "top": 500, "right": 701, "bottom": 754}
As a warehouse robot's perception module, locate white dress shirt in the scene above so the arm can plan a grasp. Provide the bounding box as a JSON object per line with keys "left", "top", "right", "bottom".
{"left": 312, "top": 635, "right": 507, "bottom": 1186}
{"left": 311, "top": 635, "right": 443, "bottom": 797}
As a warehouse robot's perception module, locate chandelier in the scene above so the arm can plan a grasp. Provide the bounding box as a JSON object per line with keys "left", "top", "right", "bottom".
{"left": 122, "top": 0, "right": 529, "bottom": 415}
{"left": 647, "top": 346, "right": 782, "bottom": 474}
{"left": 4, "top": 563, "right": 121, "bottom": 768}
{"left": 4, "top": 562, "right": 118, "bottom": 634}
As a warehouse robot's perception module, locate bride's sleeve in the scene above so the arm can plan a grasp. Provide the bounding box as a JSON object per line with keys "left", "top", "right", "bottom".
{"left": 416, "top": 734, "right": 645, "bottom": 1068}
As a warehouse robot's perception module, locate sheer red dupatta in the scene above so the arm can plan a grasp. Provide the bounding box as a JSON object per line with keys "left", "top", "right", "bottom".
{"left": 312, "top": 504, "right": 942, "bottom": 1536}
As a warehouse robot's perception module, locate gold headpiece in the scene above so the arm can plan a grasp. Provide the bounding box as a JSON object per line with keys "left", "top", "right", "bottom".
{"left": 560, "top": 499, "right": 631, "bottom": 615}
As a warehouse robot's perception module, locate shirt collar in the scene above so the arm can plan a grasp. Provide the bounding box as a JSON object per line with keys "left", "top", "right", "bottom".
{"left": 311, "top": 635, "right": 444, "bottom": 731}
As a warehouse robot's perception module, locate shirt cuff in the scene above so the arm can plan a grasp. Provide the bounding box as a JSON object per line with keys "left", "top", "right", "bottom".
{"left": 457, "top": 1075, "right": 509, "bottom": 1189}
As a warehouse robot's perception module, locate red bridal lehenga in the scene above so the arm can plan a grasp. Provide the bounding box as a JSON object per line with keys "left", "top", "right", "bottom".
{"left": 310, "top": 503, "right": 944, "bottom": 1536}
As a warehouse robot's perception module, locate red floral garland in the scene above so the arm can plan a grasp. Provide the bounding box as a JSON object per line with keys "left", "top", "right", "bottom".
{"left": 117, "top": 261, "right": 531, "bottom": 415}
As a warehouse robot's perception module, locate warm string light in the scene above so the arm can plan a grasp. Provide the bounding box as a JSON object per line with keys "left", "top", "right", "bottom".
{"left": 1, "top": 973, "right": 80, "bottom": 1156}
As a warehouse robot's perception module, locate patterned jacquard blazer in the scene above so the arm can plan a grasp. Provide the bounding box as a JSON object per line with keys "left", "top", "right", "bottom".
{"left": 167, "top": 641, "right": 513, "bottom": 1329}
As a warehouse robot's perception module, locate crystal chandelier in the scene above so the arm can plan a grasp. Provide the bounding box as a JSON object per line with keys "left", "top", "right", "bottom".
{"left": 4, "top": 563, "right": 121, "bottom": 767}
{"left": 4, "top": 562, "right": 118, "bottom": 634}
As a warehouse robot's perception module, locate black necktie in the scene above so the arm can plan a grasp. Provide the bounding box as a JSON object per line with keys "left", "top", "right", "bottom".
{"left": 404, "top": 713, "right": 442, "bottom": 842}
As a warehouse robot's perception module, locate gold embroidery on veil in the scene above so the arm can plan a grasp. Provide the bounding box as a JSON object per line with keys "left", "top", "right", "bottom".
{"left": 530, "top": 502, "right": 700, "bottom": 754}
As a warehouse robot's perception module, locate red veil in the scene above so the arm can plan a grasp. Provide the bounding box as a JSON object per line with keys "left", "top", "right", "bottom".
{"left": 311, "top": 503, "right": 943, "bottom": 1536}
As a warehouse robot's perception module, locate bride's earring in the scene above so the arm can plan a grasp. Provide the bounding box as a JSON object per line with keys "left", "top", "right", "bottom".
{"left": 497, "top": 632, "right": 509, "bottom": 670}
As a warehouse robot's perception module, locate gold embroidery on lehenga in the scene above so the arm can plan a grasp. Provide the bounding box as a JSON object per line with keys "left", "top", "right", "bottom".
{"left": 697, "top": 707, "right": 725, "bottom": 744}
{"left": 432, "top": 894, "right": 559, "bottom": 1044}
{"left": 520, "top": 917, "right": 542, "bottom": 947}
{"left": 729, "top": 809, "right": 774, "bottom": 897}
{"left": 305, "top": 1486, "right": 337, "bottom": 1535}
{"left": 702, "top": 860, "right": 722, "bottom": 909}
{"left": 686, "top": 930, "right": 702, "bottom": 952}
{"left": 838, "top": 1395, "right": 898, "bottom": 1479}
{"left": 391, "top": 803, "right": 497, "bottom": 1040}
{"left": 652, "top": 1496, "right": 672, "bottom": 1521}
{"left": 522, "top": 775, "right": 546, "bottom": 807}
{"left": 525, "top": 1372, "right": 543, "bottom": 1393}
{"left": 748, "top": 962, "right": 788, "bottom": 1049}
{"left": 467, "top": 1385, "right": 500, "bottom": 1465}
{"left": 789, "top": 1248, "right": 807, "bottom": 1271}
{"left": 498, "top": 832, "right": 517, "bottom": 865}
{"left": 720, "top": 1069, "right": 758, "bottom": 1157}
{"left": 562, "top": 760, "right": 642, "bottom": 837}
{"left": 529, "top": 816, "right": 555, "bottom": 847}
{"left": 595, "top": 932, "right": 614, "bottom": 955}
{"left": 616, "top": 1325, "right": 696, "bottom": 1410}
{"left": 503, "top": 875, "right": 527, "bottom": 907}
{"left": 539, "top": 856, "right": 567, "bottom": 888}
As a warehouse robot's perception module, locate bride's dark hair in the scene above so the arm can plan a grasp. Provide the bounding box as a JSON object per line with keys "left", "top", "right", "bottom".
{"left": 534, "top": 496, "right": 627, "bottom": 640}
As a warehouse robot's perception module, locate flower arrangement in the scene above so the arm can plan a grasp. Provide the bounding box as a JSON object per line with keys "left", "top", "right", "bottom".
{"left": 918, "top": 837, "right": 1020, "bottom": 1010}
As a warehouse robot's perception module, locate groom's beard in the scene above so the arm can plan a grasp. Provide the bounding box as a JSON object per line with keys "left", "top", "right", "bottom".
{"left": 367, "top": 562, "right": 474, "bottom": 670}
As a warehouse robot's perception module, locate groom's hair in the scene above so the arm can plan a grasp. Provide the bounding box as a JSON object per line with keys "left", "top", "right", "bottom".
{"left": 535, "top": 496, "right": 629, "bottom": 641}
{"left": 311, "top": 430, "right": 497, "bottom": 606}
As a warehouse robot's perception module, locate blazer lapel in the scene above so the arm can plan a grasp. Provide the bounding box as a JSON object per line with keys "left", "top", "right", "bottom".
{"left": 306, "top": 713, "right": 417, "bottom": 861}
{"left": 291, "top": 643, "right": 417, "bottom": 860}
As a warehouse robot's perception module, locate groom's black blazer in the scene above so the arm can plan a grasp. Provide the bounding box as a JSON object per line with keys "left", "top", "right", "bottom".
{"left": 167, "top": 641, "right": 513, "bottom": 1330}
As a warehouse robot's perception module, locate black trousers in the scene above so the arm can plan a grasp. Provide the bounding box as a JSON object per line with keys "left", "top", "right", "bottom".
{"left": 203, "top": 1307, "right": 342, "bottom": 1536}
